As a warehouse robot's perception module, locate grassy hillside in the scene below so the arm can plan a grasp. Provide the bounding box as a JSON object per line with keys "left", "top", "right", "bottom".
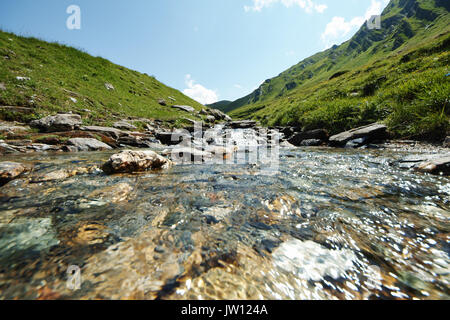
{"left": 0, "top": 30, "right": 207, "bottom": 127}
{"left": 229, "top": 0, "right": 450, "bottom": 140}
{"left": 206, "top": 100, "right": 232, "bottom": 113}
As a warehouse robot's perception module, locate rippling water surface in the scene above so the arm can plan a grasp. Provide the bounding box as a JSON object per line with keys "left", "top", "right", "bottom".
{"left": 0, "top": 145, "right": 449, "bottom": 300}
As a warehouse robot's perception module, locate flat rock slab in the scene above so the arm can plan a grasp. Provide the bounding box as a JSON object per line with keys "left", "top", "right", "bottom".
{"left": 113, "top": 121, "right": 137, "bottom": 131}
{"left": 81, "top": 126, "right": 126, "bottom": 140}
{"left": 30, "top": 114, "right": 82, "bottom": 133}
{"left": 67, "top": 138, "right": 113, "bottom": 152}
{"left": 102, "top": 150, "right": 172, "bottom": 174}
{"left": 171, "top": 105, "right": 195, "bottom": 113}
{"left": 0, "top": 162, "right": 28, "bottom": 186}
{"left": 415, "top": 156, "right": 450, "bottom": 175}
{"left": 329, "top": 123, "right": 387, "bottom": 147}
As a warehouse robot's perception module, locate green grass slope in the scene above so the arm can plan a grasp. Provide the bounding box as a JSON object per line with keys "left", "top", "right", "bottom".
{"left": 0, "top": 30, "right": 206, "bottom": 127}
{"left": 206, "top": 100, "right": 232, "bottom": 113}
{"left": 229, "top": 0, "right": 450, "bottom": 140}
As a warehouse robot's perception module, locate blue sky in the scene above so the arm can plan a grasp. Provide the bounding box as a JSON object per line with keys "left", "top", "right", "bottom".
{"left": 0, "top": 0, "right": 389, "bottom": 104}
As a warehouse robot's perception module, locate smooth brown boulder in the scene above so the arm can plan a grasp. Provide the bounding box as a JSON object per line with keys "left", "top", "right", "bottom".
{"left": 0, "top": 162, "right": 28, "bottom": 186}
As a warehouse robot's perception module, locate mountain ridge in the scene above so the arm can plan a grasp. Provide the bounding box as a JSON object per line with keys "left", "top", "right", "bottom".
{"left": 227, "top": 0, "right": 450, "bottom": 140}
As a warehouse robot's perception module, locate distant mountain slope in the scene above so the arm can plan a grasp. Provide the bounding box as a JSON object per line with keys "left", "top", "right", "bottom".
{"left": 0, "top": 30, "right": 206, "bottom": 126}
{"left": 206, "top": 100, "right": 232, "bottom": 112}
{"left": 228, "top": 0, "right": 450, "bottom": 140}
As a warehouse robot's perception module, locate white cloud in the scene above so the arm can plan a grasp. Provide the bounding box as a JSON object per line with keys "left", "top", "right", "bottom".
{"left": 244, "top": 0, "right": 327, "bottom": 14}
{"left": 320, "top": 0, "right": 389, "bottom": 48}
{"left": 183, "top": 74, "right": 218, "bottom": 105}
{"left": 233, "top": 84, "right": 243, "bottom": 89}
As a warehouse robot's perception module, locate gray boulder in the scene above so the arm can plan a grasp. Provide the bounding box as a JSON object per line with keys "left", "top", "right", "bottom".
{"left": 329, "top": 123, "right": 387, "bottom": 147}
{"left": 30, "top": 114, "right": 82, "bottom": 132}
{"left": 415, "top": 156, "right": 450, "bottom": 175}
{"left": 66, "top": 138, "right": 112, "bottom": 152}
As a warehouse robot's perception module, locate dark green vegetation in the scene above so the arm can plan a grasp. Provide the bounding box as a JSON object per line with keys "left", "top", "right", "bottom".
{"left": 207, "top": 100, "right": 232, "bottom": 113}
{"left": 0, "top": 30, "right": 206, "bottom": 127}
{"left": 229, "top": 0, "right": 450, "bottom": 140}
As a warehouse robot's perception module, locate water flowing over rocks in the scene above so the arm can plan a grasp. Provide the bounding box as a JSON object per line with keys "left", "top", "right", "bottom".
{"left": 288, "top": 129, "right": 329, "bottom": 146}
{"left": 102, "top": 150, "right": 173, "bottom": 174}
{"left": 30, "top": 114, "right": 82, "bottom": 132}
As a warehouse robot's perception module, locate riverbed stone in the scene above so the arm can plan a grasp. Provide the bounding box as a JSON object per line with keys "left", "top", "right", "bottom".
{"left": 0, "top": 162, "right": 28, "bottom": 186}
{"left": 228, "top": 120, "right": 257, "bottom": 129}
{"left": 30, "top": 114, "right": 82, "bottom": 132}
{"left": 329, "top": 123, "right": 387, "bottom": 147}
{"left": 66, "top": 138, "right": 113, "bottom": 152}
{"left": 288, "top": 129, "right": 328, "bottom": 146}
{"left": 300, "top": 139, "right": 323, "bottom": 147}
{"left": 102, "top": 150, "right": 173, "bottom": 174}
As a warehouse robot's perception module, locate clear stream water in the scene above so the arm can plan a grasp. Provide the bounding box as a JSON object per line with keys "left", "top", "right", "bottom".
{"left": 0, "top": 135, "right": 449, "bottom": 299}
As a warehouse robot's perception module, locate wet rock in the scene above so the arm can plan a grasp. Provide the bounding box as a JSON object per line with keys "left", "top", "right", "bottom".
{"left": 345, "top": 137, "right": 368, "bottom": 148}
{"left": 113, "top": 121, "right": 137, "bottom": 131}
{"left": 72, "top": 222, "right": 111, "bottom": 246}
{"left": 415, "top": 156, "right": 450, "bottom": 175}
{"left": 0, "top": 122, "right": 30, "bottom": 134}
{"left": 0, "top": 162, "right": 28, "bottom": 186}
{"left": 102, "top": 150, "right": 173, "bottom": 174}
{"left": 118, "top": 135, "right": 156, "bottom": 148}
{"left": 300, "top": 139, "right": 323, "bottom": 147}
{"left": 171, "top": 105, "right": 195, "bottom": 113}
{"left": 329, "top": 123, "right": 387, "bottom": 147}
{"left": 30, "top": 114, "right": 82, "bottom": 133}
{"left": 156, "top": 131, "right": 191, "bottom": 146}
{"left": 81, "top": 126, "right": 125, "bottom": 140}
{"left": 228, "top": 120, "right": 257, "bottom": 129}
{"left": 205, "top": 145, "right": 238, "bottom": 160}
{"left": 288, "top": 129, "right": 329, "bottom": 146}
{"left": 66, "top": 138, "right": 113, "bottom": 152}
{"left": 0, "top": 141, "right": 20, "bottom": 154}
{"left": 31, "top": 169, "right": 74, "bottom": 183}
{"left": 89, "top": 183, "right": 133, "bottom": 203}
{"left": 280, "top": 140, "right": 296, "bottom": 148}
{"left": 444, "top": 137, "right": 450, "bottom": 148}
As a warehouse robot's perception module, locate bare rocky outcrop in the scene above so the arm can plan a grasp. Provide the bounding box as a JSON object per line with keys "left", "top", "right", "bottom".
{"left": 102, "top": 150, "right": 172, "bottom": 174}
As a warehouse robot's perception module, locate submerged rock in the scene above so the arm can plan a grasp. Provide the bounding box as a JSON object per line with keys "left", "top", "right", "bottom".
{"left": 300, "top": 139, "right": 323, "bottom": 147}
{"left": 329, "top": 123, "right": 387, "bottom": 147}
{"left": 0, "top": 162, "right": 28, "bottom": 186}
{"left": 102, "top": 150, "right": 173, "bottom": 174}
{"left": 30, "top": 114, "right": 82, "bottom": 133}
{"left": 66, "top": 138, "right": 113, "bottom": 152}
